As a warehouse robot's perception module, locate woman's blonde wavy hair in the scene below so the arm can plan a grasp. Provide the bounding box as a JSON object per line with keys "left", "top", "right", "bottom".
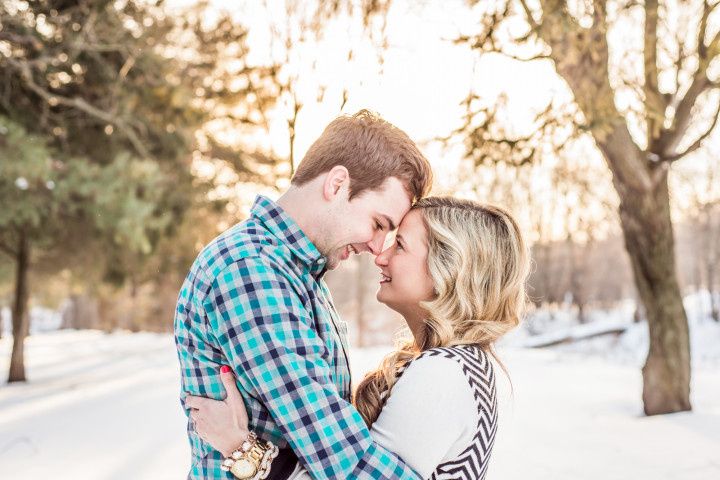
{"left": 353, "top": 196, "right": 531, "bottom": 426}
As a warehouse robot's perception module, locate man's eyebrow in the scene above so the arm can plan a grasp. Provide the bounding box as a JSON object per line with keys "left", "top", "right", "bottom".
{"left": 381, "top": 214, "right": 397, "bottom": 231}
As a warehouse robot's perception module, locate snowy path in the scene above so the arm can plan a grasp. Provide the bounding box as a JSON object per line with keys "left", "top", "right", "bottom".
{"left": 1, "top": 330, "right": 718, "bottom": 480}
{"left": 0, "top": 331, "right": 188, "bottom": 479}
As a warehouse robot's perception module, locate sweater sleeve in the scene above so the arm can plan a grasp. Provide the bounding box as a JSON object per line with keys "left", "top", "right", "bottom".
{"left": 368, "top": 354, "right": 478, "bottom": 479}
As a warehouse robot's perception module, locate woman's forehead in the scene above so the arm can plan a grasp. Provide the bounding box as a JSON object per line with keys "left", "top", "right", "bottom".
{"left": 397, "top": 210, "right": 427, "bottom": 242}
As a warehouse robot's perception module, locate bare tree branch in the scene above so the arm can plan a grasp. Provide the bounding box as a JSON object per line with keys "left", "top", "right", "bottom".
{"left": 657, "top": 71, "right": 713, "bottom": 156}
{"left": 593, "top": 0, "right": 608, "bottom": 28}
{"left": 643, "top": 0, "right": 663, "bottom": 142}
{"left": 499, "top": 51, "right": 551, "bottom": 62}
{"left": 707, "top": 30, "right": 720, "bottom": 62}
{"left": 647, "top": 1, "right": 720, "bottom": 158}
{"left": 0, "top": 240, "right": 17, "bottom": 258}
{"left": 698, "top": 0, "right": 720, "bottom": 63}
{"left": 69, "top": 43, "right": 129, "bottom": 53}
{"left": 673, "top": 29, "right": 689, "bottom": 98}
{"left": 535, "top": 0, "right": 653, "bottom": 191}
{"left": 518, "top": 0, "right": 540, "bottom": 29}
{"left": 663, "top": 94, "right": 720, "bottom": 162}
{"left": 0, "top": 31, "right": 42, "bottom": 50}
{"left": 5, "top": 57, "right": 150, "bottom": 158}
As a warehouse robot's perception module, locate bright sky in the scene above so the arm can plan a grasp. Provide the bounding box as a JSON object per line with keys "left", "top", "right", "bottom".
{"left": 243, "top": 1, "right": 563, "bottom": 186}
{"left": 171, "top": 0, "right": 718, "bottom": 241}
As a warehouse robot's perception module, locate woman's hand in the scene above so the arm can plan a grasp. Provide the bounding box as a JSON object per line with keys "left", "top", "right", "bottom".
{"left": 186, "top": 365, "right": 250, "bottom": 457}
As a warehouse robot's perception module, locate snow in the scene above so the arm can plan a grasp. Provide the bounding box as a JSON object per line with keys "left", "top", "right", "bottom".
{"left": 489, "top": 348, "right": 720, "bottom": 480}
{"left": 0, "top": 293, "right": 718, "bottom": 479}
{"left": 1, "top": 306, "right": 62, "bottom": 336}
{"left": 0, "top": 330, "right": 188, "bottom": 479}
{"left": 501, "top": 292, "right": 720, "bottom": 369}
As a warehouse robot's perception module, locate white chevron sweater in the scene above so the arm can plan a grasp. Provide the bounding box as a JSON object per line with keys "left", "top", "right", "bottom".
{"left": 289, "top": 344, "right": 497, "bottom": 480}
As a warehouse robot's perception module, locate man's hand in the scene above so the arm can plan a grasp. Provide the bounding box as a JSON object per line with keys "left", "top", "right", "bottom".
{"left": 186, "top": 366, "right": 251, "bottom": 457}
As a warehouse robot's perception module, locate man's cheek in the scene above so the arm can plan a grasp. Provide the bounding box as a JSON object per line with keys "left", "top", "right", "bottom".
{"left": 355, "top": 228, "right": 373, "bottom": 244}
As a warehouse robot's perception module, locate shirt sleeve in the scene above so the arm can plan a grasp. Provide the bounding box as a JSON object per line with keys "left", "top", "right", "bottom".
{"left": 369, "top": 355, "right": 478, "bottom": 479}
{"left": 204, "top": 257, "right": 421, "bottom": 480}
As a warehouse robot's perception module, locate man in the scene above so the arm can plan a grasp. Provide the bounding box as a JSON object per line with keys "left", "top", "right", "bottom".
{"left": 175, "top": 110, "right": 433, "bottom": 479}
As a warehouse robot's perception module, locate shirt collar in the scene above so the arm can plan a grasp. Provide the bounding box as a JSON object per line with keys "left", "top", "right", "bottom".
{"left": 250, "top": 195, "right": 328, "bottom": 278}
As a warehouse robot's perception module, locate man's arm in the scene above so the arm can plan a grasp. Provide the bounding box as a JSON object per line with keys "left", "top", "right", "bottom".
{"left": 204, "top": 257, "right": 421, "bottom": 479}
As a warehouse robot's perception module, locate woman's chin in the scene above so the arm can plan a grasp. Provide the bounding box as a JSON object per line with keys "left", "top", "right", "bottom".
{"left": 377, "top": 290, "right": 404, "bottom": 315}
{"left": 376, "top": 286, "right": 390, "bottom": 305}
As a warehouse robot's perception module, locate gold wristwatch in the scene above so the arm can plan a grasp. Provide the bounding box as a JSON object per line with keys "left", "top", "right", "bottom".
{"left": 221, "top": 432, "right": 278, "bottom": 480}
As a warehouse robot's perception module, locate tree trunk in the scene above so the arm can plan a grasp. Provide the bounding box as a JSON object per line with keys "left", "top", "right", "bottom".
{"left": 709, "top": 271, "right": 719, "bottom": 323}
{"left": 8, "top": 232, "right": 30, "bottom": 383}
{"left": 705, "top": 214, "right": 719, "bottom": 322}
{"left": 61, "top": 294, "right": 102, "bottom": 330}
{"left": 616, "top": 171, "right": 691, "bottom": 415}
{"left": 567, "top": 235, "right": 588, "bottom": 324}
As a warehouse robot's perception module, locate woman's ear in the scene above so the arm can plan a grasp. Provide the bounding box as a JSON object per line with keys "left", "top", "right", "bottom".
{"left": 322, "top": 165, "right": 350, "bottom": 201}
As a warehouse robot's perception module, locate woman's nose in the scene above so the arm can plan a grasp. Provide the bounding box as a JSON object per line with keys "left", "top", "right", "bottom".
{"left": 375, "top": 246, "right": 390, "bottom": 266}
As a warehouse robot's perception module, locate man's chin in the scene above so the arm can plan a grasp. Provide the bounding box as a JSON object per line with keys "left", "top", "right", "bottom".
{"left": 325, "top": 257, "right": 341, "bottom": 270}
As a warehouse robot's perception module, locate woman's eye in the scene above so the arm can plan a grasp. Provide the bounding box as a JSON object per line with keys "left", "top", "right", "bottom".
{"left": 375, "top": 222, "right": 383, "bottom": 231}
{"left": 396, "top": 241, "right": 403, "bottom": 251}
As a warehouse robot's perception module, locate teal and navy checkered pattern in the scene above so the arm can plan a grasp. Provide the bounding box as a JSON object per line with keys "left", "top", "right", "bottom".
{"left": 175, "top": 195, "right": 420, "bottom": 479}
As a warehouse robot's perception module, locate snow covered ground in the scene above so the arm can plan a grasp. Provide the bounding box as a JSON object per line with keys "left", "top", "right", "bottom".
{"left": 490, "top": 348, "right": 720, "bottom": 480}
{"left": 0, "top": 330, "right": 188, "bottom": 480}
{"left": 1, "top": 327, "right": 718, "bottom": 480}
{"left": 502, "top": 291, "right": 720, "bottom": 369}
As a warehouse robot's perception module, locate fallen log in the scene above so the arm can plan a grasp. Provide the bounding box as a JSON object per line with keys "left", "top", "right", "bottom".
{"left": 524, "top": 324, "right": 630, "bottom": 348}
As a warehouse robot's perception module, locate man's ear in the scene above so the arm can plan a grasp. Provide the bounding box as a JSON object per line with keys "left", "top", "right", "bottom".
{"left": 322, "top": 166, "right": 350, "bottom": 201}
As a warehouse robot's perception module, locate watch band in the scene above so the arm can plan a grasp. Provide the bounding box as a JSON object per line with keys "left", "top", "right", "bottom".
{"left": 222, "top": 432, "right": 279, "bottom": 480}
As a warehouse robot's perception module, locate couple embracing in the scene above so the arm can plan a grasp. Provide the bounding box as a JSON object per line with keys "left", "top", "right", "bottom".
{"left": 174, "top": 110, "right": 530, "bottom": 480}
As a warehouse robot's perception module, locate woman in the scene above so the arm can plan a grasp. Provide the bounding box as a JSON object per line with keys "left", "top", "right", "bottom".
{"left": 187, "top": 196, "right": 530, "bottom": 479}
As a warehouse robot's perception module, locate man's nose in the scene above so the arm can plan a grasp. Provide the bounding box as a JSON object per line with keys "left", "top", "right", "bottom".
{"left": 367, "top": 232, "right": 387, "bottom": 256}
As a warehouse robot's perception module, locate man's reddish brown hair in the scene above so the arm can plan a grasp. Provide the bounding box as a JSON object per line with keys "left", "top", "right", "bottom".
{"left": 291, "top": 110, "right": 433, "bottom": 202}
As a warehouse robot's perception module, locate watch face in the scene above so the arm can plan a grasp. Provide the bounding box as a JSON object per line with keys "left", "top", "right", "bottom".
{"left": 230, "top": 459, "right": 258, "bottom": 478}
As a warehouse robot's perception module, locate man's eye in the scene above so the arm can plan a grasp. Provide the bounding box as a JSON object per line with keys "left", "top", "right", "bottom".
{"left": 375, "top": 222, "right": 383, "bottom": 231}
{"left": 396, "top": 241, "right": 403, "bottom": 251}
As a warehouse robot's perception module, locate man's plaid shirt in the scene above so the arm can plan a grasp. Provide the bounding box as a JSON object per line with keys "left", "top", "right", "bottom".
{"left": 175, "top": 195, "right": 420, "bottom": 479}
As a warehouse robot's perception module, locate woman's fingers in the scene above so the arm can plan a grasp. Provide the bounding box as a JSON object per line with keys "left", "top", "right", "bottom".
{"left": 190, "top": 408, "right": 211, "bottom": 437}
{"left": 184, "top": 371, "right": 249, "bottom": 457}
{"left": 219, "top": 365, "right": 250, "bottom": 432}
{"left": 185, "top": 395, "right": 212, "bottom": 410}
{"left": 219, "top": 365, "right": 243, "bottom": 404}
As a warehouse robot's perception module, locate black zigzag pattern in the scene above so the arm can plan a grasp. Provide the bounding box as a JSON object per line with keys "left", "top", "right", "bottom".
{"left": 417, "top": 345, "right": 498, "bottom": 480}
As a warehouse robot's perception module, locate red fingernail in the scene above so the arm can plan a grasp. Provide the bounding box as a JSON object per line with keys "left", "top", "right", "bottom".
{"left": 220, "top": 365, "right": 231, "bottom": 374}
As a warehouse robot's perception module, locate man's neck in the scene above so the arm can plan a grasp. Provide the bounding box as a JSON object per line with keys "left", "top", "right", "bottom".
{"left": 276, "top": 187, "right": 321, "bottom": 248}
